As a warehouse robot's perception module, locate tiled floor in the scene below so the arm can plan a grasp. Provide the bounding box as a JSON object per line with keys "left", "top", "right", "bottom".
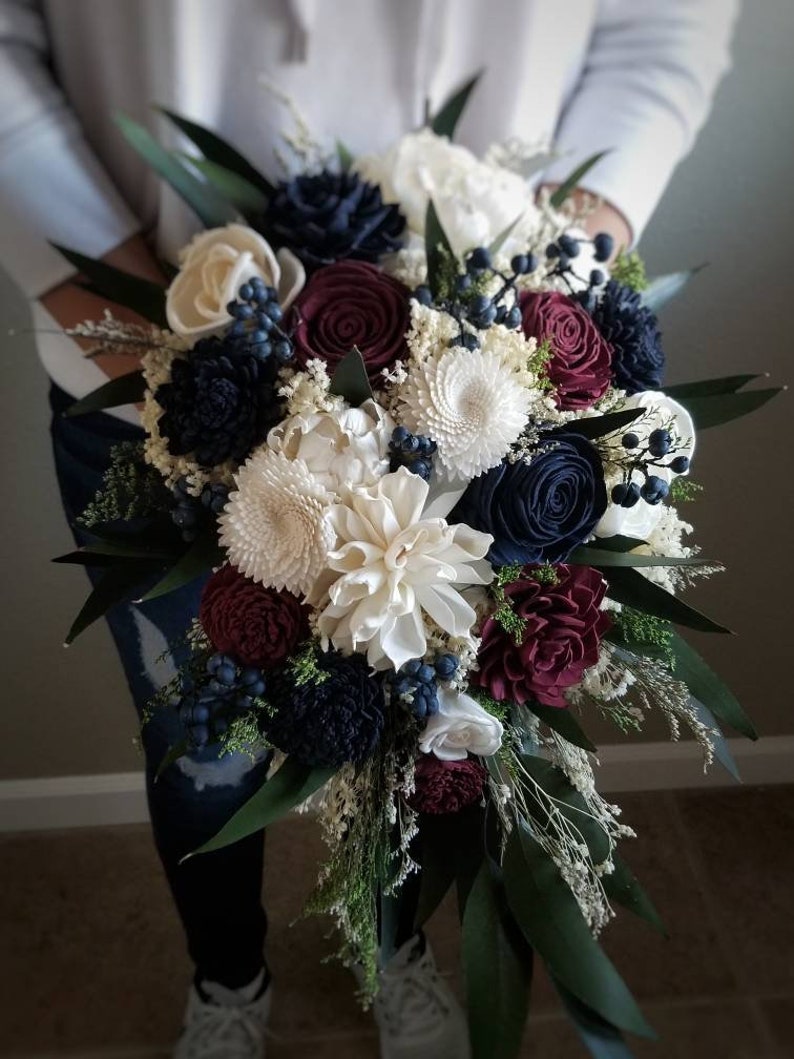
{"left": 1, "top": 786, "right": 792, "bottom": 1058}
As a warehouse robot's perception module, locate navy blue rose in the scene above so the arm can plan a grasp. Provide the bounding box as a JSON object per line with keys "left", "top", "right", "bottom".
{"left": 591, "top": 280, "right": 664, "bottom": 394}
{"left": 451, "top": 429, "right": 608, "bottom": 566}
{"left": 263, "top": 170, "right": 405, "bottom": 270}
{"left": 155, "top": 336, "right": 281, "bottom": 468}
{"left": 264, "top": 652, "right": 386, "bottom": 768}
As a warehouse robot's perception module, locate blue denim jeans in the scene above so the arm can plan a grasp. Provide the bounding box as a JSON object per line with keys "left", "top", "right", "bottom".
{"left": 49, "top": 384, "right": 270, "bottom": 989}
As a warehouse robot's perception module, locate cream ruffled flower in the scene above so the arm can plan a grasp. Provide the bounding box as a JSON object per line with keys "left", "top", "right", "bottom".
{"left": 309, "top": 467, "right": 494, "bottom": 670}
{"left": 165, "top": 224, "right": 305, "bottom": 343}
{"left": 418, "top": 687, "right": 504, "bottom": 760}
{"left": 399, "top": 305, "right": 538, "bottom": 480}
{"left": 219, "top": 449, "right": 335, "bottom": 594}
{"left": 267, "top": 399, "right": 394, "bottom": 495}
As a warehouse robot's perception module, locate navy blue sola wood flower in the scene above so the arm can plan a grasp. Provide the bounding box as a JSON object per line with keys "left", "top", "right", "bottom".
{"left": 263, "top": 170, "right": 405, "bottom": 269}
{"left": 451, "top": 428, "right": 608, "bottom": 566}
{"left": 155, "top": 336, "right": 282, "bottom": 467}
{"left": 591, "top": 279, "right": 665, "bottom": 394}
{"left": 264, "top": 652, "right": 386, "bottom": 768}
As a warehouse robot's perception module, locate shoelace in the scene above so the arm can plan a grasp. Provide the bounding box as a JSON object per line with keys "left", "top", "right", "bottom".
{"left": 180, "top": 1001, "right": 266, "bottom": 1059}
{"left": 376, "top": 954, "right": 454, "bottom": 1040}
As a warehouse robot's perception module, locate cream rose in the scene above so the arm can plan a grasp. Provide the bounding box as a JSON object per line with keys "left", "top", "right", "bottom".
{"left": 355, "top": 129, "right": 540, "bottom": 259}
{"left": 418, "top": 687, "right": 504, "bottom": 761}
{"left": 166, "top": 223, "right": 305, "bottom": 343}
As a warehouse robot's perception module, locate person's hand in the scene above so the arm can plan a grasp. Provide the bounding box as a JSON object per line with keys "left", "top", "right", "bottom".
{"left": 40, "top": 233, "right": 167, "bottom": 381}
{"left": 538, "top": 186, "right": 632, "bottom": 264}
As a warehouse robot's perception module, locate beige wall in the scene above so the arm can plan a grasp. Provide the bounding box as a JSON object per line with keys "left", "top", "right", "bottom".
{"left": 1, "top": 0, "right": 792, "bottom": 780}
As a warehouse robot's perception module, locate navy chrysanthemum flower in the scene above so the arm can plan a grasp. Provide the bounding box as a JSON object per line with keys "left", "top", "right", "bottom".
{"left": 264, "top": 652, "right": 386, "bottom": 768}
{"left": 591, "top": 280, "right": 665, "bottom": 394}
{"left": 450, "top": 429, "right": 608, "bottom": 566}
{"left": 263, "top": 170, "right": 405, "bottom": 270}
{"left": 155, "top": 336, "right": 282, "bottom": 468}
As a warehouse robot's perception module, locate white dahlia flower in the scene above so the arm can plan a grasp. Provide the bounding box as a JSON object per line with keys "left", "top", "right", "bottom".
{"left": 219, "top": 449, "right": 335, "bottom": 594}
{"left": 309, "top": 467, "right": 494, "bottom": 670}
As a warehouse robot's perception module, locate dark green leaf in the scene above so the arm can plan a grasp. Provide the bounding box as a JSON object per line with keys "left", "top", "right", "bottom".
{"left": 336, "top": 139, "right": 354, "bottom": 171}
{"left": 156, "top": 107, "right": 274, "bottom": 195}
{"left": 669, "top": 633, "right": 757, "bottom": 740}
{"left": 549, "top": 152, "right": 610, "bottom": 209}
{"left": 413, "top": 818, "right": 458, "bottom": 929}
{"left": 51, "top": 246, "right": 167, "bottom": 326}
{"left": 53, "top": 551, "right": 142, "bottom": 568}
{"left": 430, "top": 71, "right": 483, "bottom": 140}
{"left": 139, "top": 532, "right": 224, "bottom": 603}
{"left": 604, "top": 567, "right": 732, "bottom": 635}
{"left": 525, "top": 702, "right": 597, "bottom": 752}
{"left": 518, "top": 756, "right": 610, "bottom": 864}
{"left": 641, "top": 267, "right": 704, "bottom": 313}
{"left": 425, "top": 199, "right": 457, "bottom": 298}
{"left": 601, "top": 855, "right": 666, "bottom": 936}
{"left": 463, "top": 861, "right": 533, "bottom": 1059}
{"left": 554, "top": 981, "right": 639, "bottom": 1059}
{"left": 115, "top": 114, "right": 238, "bottom": 229}
{"left": 488, "top": 214, "right": 525, "bottom": 255}
{"left": 688, "top": 696, "right": 741, "bottom": 782}
{"left": 569, "top": 546, "right": 708, "bottom": 569}
{"left": 504, "top": 823, "right": 654, "bottom": 1038}
{"left": 179, "top": 156, "right": 268, "bottom": 214}
{"left": 563, "top": 408, "right": 643, "bottom": 440}
{"left": 679, "top": 389, "right": 782, "bottom": 430}
{"left": 64, "top": 371, "right": 147, "bottom": 418}
{"left": 587, "top": 535, "right": 649, "bottom": 553}
{"left": 663, "top": 374, "right": 763, "bottom": 400}
{"left": 328, "top": 346, "right": 374, "bottom": 406}
{"left": 185, "top": 758, "right": 336, "bottom": 858}
{"left": 54, "top": 538, "right": 177, "bottom": 563}
{"left": 64, "top": 561, "right": 158, "bottom": 645}
{"left": 155, "top": 739, "right": 191, "bottom": 781}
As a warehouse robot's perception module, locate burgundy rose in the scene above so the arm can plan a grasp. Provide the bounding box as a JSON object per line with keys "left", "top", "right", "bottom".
{"left": 473, "top": 565, "right": 611, "bottom": 708}
{"left": 199, "top": 565, "right": 308, "bottom": 669}
{"left": 408, "top": 755, "right": 488, "bottom": 815}
{"left": 289, "top": 260, "right": 410, "bottom": 384}
{"left": 520, "top": 291, "right": 612, "bottom": 410}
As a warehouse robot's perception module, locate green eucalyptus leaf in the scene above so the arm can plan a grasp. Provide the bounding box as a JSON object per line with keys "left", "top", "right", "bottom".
{"left": 179, "top": 156, "right": 268, "bottom": 215}
{"left": 679, "top": 389, "right": 782, "bottom": 430}
{"left": 116, "top": 114, "right": 238, "bottom": 229}
{"left": 504, "top": 823, "right": 654, "bottom": 1038}
{"left": 549, "top": 151, "right": 610, "bottom": 209}
{"left": 518, "top": 756, "right": 610, "bottom": 863}
{"left": 604, "top": 567, "right": 732, "bottom": 635}
{"left": 51, "top": 246, "right": 167, "bottom": 326}
{"left": 601, "top": 854, "right": 666, "bottom": 936}
{"left": 488, "top": 213, "right": 525, "bottom": 255}
{"left": 587, "top": 535, "right": 649, "bottom": 553}
{"left": 430, "top": 70, "right": 483, "bottom": 140}
{"left": 569, "top": 546, "right": 707, "bottom": 569}
{"left": 64, "top": 561, "right": 160, "bottom": 645}
{"left": 336, "top": 139, "right": 354, "bottom": 171}
{"left": 425, "top": 199, "right": 457, "bottom": 298}
{"left": 687, "top": 696, "right": 741, "bottom": 781}
{"left": 662, "top": 374, "right": 764, "bottom": 400}
{"left": 156, "top": 107, "right": 274, "bottom": 195}
{"left": 525, "top": 702, "right": 597, "bottom": 752}
{"left": 155, "top": 739, "right": 191, "bottom": 781}
{"left": 463, "top": 861, "right": 533, "bottom": 1059}
{"left": 563, "top": 408, "right": 643, "bottom": 440}
{"left": 641, "top": 267, "right": 705, "bottom": 313}
{"left": 139, "top": 532, "right": 224, "bottom": 603}
{"left": 64, "top": 371, "right": 147, "bottom": 418}
{"left": 328, "top": 346, "right": 374, "bottom": 406}
{"left": 54, "top": 539, "right": 177, "bottom": 563}
{"left": 554, "top": 981, "right": 639, "bottom": 1059}
{"left": 185, "top": 758, "right": 336, "bottom": 858}
{"left": 669, "top": 633, "right": 757, "bottom": 740}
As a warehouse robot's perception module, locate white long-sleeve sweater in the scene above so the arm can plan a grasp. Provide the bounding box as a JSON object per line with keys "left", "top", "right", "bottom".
{"left": 0, "top": 0, "right": 739, "bottom": 400}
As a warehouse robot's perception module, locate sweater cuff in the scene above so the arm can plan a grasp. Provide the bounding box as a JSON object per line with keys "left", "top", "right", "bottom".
{"left": 0, "top": 107, "right": 140, "bottom": 298}
{"left": 539, "top": 91, "right": 690, "bottom": 247}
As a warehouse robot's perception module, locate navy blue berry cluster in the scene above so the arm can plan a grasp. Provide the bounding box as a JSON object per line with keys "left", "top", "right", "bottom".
{"left": 546, "top": 232, "right": 612, "bottom": 312}
{"left": 392, "top": 653, "right": 459, "bottom": 720}
{"left": 611, "top": 428, "right": 690, "bottom": 509}
{"left": 170, "top": 477, "right": 230, "bottom": 543}
{"left": 226, "top": 277, "right": 294, "bottom": 365}
{"left": 389, "top": 426, "right": 437, "bottom": 482}
{"left": 176, "top": 652, "right": 267, "bottom": 749}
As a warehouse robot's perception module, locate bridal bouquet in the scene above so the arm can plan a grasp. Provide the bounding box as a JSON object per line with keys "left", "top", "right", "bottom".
{"left": 54, "top": 77, "right": 779, "bottom": 1057}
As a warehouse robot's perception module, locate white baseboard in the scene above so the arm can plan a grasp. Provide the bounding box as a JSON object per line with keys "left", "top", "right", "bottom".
{"left": 1, "top": 737, "right": 792, "bottom": 833}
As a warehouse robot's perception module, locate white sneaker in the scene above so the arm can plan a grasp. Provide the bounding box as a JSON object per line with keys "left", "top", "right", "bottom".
{"left": 173, "top": 969, "right": 271, "bottom": 1059}
{"left": 372, "top": 937, "right": 471, "bottom": 1059}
